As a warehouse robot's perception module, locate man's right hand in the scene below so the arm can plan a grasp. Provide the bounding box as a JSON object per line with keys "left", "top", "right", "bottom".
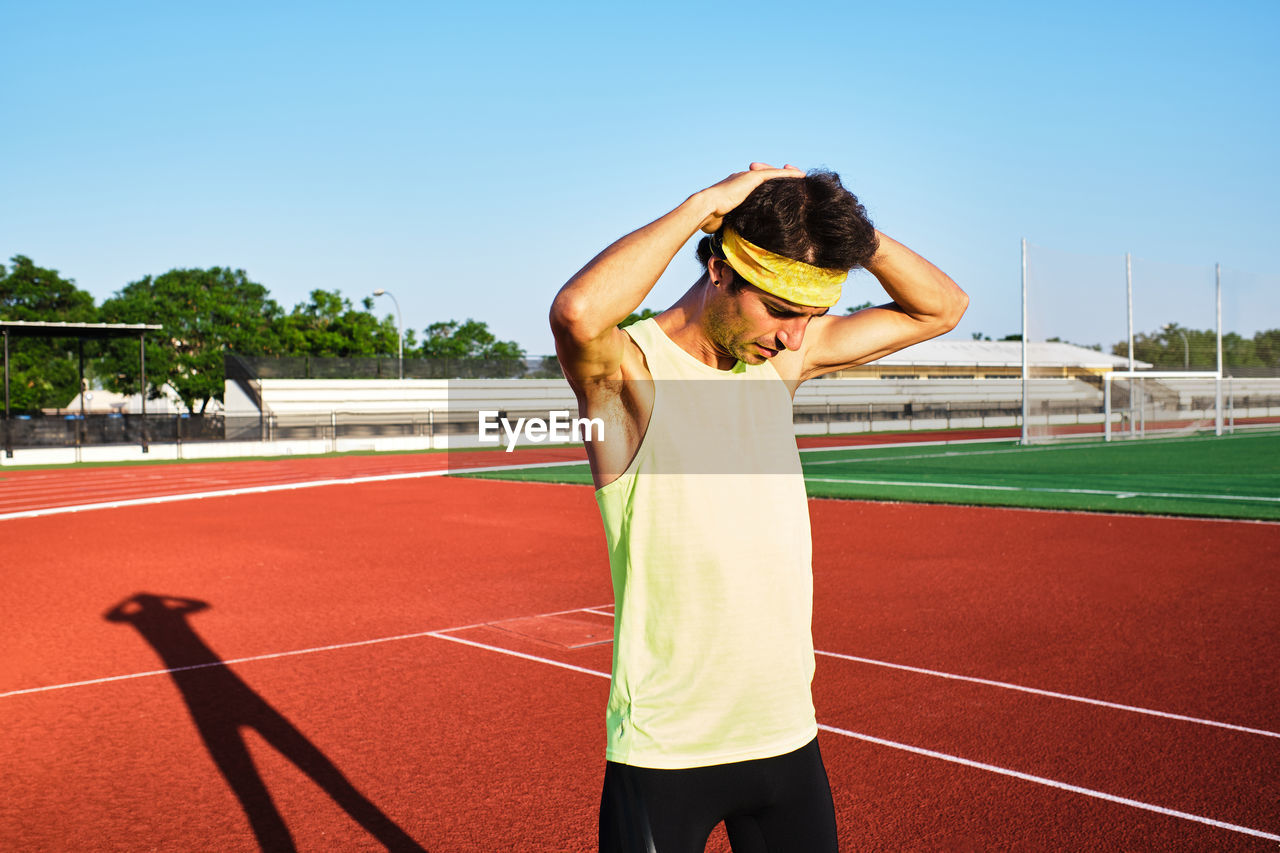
{"left": 697, "top": 163, "right": 805, "bottom": 233}
{"left": 549, "top": 163, "right": 806, "bottom": 488}
{"left": 550, "top": 162, "right": 805, "bottom": 386}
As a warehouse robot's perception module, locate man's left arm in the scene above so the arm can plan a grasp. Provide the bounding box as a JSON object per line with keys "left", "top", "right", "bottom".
{"left": 798, "top": 231, "right": 968, "bottom": 380}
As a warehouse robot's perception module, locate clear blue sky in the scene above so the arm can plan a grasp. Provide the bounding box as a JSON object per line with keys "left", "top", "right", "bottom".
{"left": 3, "top": 0, "right": 1277, "bottom": 354}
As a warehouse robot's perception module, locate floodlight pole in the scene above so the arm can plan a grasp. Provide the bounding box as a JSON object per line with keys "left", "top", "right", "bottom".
{"left": 1125, "top": 253, "right": 1134, "bottom": 372}
{"left": 373, "top": 289, "right": 404, "bottom": 379}
{"left": 78, "top": 339, "right": 87, "bottom": 447}
{"left": 1215, "top": 263, "right": 1223, "bottom": 436}
{"left": 140, "top": 332, "right": 149, "bottom": 453}
{"left": 1126, "top": 253, "right": 1134, "bottom": 438}
{"left": 1019, "top": 238, "right": 1029, "bottom": 445}
{"left": 3, "top": 328, "right": 10, "bottom": 458}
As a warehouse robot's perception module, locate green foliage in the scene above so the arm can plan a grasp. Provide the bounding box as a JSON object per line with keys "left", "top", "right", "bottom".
{"left": 3, "top": 252, "right": 545, "bottom": 400}
{"left": 0, "top": 256, "right": 99, "bottom": 410}
{"left": 619, "top": 308, "right": 660, "bottom": 328}
{"left": 1254, "top": 329, "right": 1280, "bottom": 366}
{"left": 1112, "top": 324, "right": 1280, "bottom": 371}
{"left": 98, "top": 267, "right": 283, "bottom": 412}
{"left": 272, "top": 290, "right": 399, "bottom": 357}
{"left": 1043, "top": 336, "right": 1103, "bottom": 352}
{"left": 527, "top": 355, "right": 565, "bottom": 379}
{"left": 417, "top": 319, "right": 524, "bottom": 359}
{"left": 843, "top": 301, "right": 876, "bottom": 314}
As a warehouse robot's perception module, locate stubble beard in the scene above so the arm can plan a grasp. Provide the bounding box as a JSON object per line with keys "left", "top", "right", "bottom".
{"left": 705, "top": 309, "right": 763, "bottom": 366}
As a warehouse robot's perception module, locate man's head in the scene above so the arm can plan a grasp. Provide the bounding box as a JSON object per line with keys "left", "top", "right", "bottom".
{"left": 699, "top": 169, "right": 879, "bottom": 274}
{"left": 695, "top": 169, "right": 878, "bottom": 364}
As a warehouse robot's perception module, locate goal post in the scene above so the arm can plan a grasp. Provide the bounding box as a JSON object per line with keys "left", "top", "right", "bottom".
{"left": 1101, "top": 371, "right": 1222, "bottom": 441}
{"left": 1102, "top": 373, "right": 1280, "bottom": 440}
{"left": 1021, "top": 242, "right": 1225, "bottom": 444}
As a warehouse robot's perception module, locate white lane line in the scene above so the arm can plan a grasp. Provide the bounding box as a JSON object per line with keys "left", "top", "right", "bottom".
{"left": 12, "top": 600, "right": 1272, "bottom": 749}
{"left": 0, "top": 459, "right": 586, "bottom": 522}
{"left": 805, "top": 444, "right": 1055, "bottom": 465}
{"left": 426, "top": 632, "right": 611, "bottom": 679}
{"left": 0, "top": 467, "right": 448, "bottom": 506}
{"left": 806, "top": 477, "right": 1019, "bottom": 491}
{"left": 802, "top": 477, "right": 1280, "bottom": 503}
{"left": 0, "top": 604, "right": 614, "bottom": 700}
{"left": 815, "top": 650, "right": 1280, "bottom": 740}
{"left": 0, "top": 471, "right": 449, "bottom": 521}
{"left": 7, "top": 603, "right": 1275, "bottom": 841}
{"left": 0, "top": 627, "right": 451, "bottom": 699}
{"left": 801, "top": 432, "right": 1261, "bottom": 464}
{"left": 817, "top": 723, "right": 1280, "bottom": 843}
{"left": 0, "top": 437, "right": 1012, "bottom": 514}
{"left": 798, "top": 437, "right": 1016, "bottom": 456}
{"left": 534, "top": 604, "right": 616, "bottom": 620}
{"left": 411, "top": 633, "right": 1280, "bottom": 844}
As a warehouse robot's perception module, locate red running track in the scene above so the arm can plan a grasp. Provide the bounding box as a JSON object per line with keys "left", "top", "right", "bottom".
{"left": 0, "top": 446, "right": 587, "bottom": 517}
{"left": 0, "top": 430, "right": 1007, "bottom": 518}
{"left": 1, "top": 469, "right": 1278, "bottom": 850}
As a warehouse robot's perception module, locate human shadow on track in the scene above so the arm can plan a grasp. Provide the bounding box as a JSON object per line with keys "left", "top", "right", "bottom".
{"left": 104, "top": 592, "right": 426, "bottom": 853}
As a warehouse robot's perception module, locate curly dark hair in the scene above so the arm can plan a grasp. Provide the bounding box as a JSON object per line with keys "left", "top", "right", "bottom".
{"left": 696, "top": 169, "right": 879, "bottom": 275}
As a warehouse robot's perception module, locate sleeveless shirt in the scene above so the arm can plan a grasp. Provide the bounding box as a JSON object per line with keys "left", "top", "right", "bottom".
{"left": 594, "top": 317, "right": 817, "bottom": 769}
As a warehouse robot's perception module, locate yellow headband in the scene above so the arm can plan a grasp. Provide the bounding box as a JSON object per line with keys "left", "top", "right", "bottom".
{"left": 718, "top": 227, "right": 847, "bottom": 308}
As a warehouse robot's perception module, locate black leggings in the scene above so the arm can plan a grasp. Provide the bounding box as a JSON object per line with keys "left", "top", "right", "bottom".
{"left": 598, "top": 738, "right": 838, "bottom": 853}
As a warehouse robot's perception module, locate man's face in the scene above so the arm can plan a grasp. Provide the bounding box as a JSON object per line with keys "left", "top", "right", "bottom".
{"left": 706, "top": 261, "right": 830, "bottom": 365}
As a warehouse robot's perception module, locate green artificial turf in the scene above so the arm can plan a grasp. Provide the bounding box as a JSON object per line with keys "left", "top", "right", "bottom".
{"left": 459, "top": 431, "right": 1280, "bottom": 520}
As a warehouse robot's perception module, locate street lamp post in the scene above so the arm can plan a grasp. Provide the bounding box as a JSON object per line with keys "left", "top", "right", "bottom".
{"left": 372, "top": 289, "right": 403, "bottom": 379}
{"left": 1163, "top": 324, "right": 1189, "bottom": 369}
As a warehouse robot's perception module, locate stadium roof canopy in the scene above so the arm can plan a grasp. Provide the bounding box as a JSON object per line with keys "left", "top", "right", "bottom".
{"left": 874, "top": 339, "right": 1143, "bottom": 369}
{"left": 0, "top": 320, "right": 163, "bottom": 339}
{"left": 3, "top": 321, "right": 164, "bottom": 456}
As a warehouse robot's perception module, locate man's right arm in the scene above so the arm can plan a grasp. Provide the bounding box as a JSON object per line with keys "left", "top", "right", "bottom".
{"left": 549, "top": 164, "right": 804, "bottom": 387}
{"left": 549, "top": 198, "right": 709, "bottom": 385}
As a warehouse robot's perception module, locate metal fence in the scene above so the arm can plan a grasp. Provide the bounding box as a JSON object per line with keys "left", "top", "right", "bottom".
{"left": 7, "top": 381, "right": 1278, "bottom": 453}
{"left": 229, "top": 354, "right": 557, "bottom": 380}
{"left": 3, "top": 412, "right": 225, "bottom": 451}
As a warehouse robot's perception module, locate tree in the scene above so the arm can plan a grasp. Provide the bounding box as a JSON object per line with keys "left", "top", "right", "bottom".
{"left": 0, "top": 255, "right": 99, "bottom": 410}
{"left": 843, "top": 301, "right": 876, "bottom": 314}
{"left": 1251, "top": 329, "right": 1280, "bottom": 367}
{"left": 619, "top": 308, "right": 660, "bottom": 329}
{"left": 1222, "top": 332, "right": 1260, "bottom": 369}
{"left": 1108, "top": 325, "right": 1280, "bottom": 371}
{"left": 272, "top": 290, "right": 399, "bottom": 357}
{"left": 99, "top": 267, "right": 282, "bottom": 412}
{"left": 1113, "top": 324, "right": 1248, "bottom": 371}
{"left": 527, "top": 355, "right": 565, "bottom": 379}
{"left": 415, "top": 319, "right": 525, "bottom": 378}
{"left": 418, "top": 319, "right": 524, "bottom": 360}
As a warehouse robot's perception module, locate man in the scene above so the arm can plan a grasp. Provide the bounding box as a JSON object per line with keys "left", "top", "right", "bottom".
{"left": 550, "top": 164, "right": 967, "bottom": 852}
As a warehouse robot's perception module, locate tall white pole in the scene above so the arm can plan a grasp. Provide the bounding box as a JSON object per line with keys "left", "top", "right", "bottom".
{"left": 1215, "top": 263, "right": 1223, "bottom": 436}
{"left": 1126, "top": 253, "right": 1134, "bottom": 437}
{"left": 1104, "top": 374, "right": 1112, "bottom": 442}
{"left": 373, "top": 289, "right": 404, "bottom": 380}
{"left": 1126, "top": 252, "right": 1134, "bottom": 372}
{"left": 1020, "top": 239, "right": 1029, "bottom": 445}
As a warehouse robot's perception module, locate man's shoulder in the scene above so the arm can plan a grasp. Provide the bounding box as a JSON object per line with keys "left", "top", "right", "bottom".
{"left": 570, "top": 331, "right": 652, "bottom": 402}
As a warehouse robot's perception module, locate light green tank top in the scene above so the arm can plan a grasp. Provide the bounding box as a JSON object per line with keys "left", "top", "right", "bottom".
{"left": 595, "top": 318, "right": 817, "bottom": 769}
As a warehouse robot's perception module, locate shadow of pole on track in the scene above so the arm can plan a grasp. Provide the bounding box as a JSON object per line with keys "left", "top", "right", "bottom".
{"left": 104, "top": 592, "right": 426, "bottom": 853}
